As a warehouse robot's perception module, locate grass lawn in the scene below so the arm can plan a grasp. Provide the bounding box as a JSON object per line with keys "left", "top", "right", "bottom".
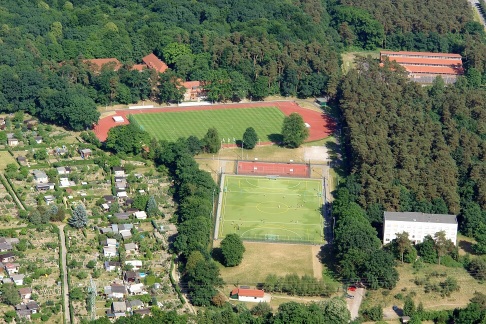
{"left": 362, "top": 263, "right": 484, "bottom": 313}
{"left": 0, "top": 151, "right": 16, "bottom": 170}
{"left": 219, "top": 175, "right": 324, "bottom": 243}
{"left": 216, "top": 241, "right": 315, "bottom": 284}
{"left": 130, "top": 107, "right": 285, "bottom": 142}
{"left": 342, "top": 50, "right": 380, "bottom": 73}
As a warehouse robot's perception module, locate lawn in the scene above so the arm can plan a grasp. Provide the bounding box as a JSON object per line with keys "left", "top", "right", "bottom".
{"left": 218, "top": 175, "right": 324, "bottom": 243}
{"left": 130, "top": 107, "right": 285, "bottom": 142}
{"left": 362, "top": 262, "right": 484, "bottom": 318}
{"left": 216, "top": 241, "right": 315, "bottom": 284}
{"left": 0, "top": 151, "right": 16, "bottom": 170}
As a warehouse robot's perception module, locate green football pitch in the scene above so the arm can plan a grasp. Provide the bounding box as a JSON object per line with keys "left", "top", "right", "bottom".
{"left": 218, "top": 175, "right": 324, "bottom": 244}
{"left": 130, "top": 107, "right": 285, "bottom": 142}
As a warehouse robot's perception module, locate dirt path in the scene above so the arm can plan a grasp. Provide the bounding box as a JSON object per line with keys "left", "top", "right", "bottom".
{"left": 58, "top": 224, "right": 71, "bottom": 324}
{"left": 311, "top": 245, "right": 323, "bottom": 279}
{"left": 1, "top": 174, "right": 25, "bottom": 210}
{"left": 171, "top": 260, "right": 196, "bottom": 315}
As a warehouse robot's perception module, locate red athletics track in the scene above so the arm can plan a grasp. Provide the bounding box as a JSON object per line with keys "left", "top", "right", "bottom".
{"left": 238, "top": 161, "right": 309, "bottom": 178}
{"left": 93, "top": 101, "right": 334, "bottom": 142}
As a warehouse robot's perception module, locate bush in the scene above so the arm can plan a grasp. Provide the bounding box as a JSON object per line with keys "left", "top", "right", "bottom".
{"left": 440, "top": 255, "right": 462, "bottom": 268}
{"left": 362, "top": 305, "right": 383, "bottom": 321}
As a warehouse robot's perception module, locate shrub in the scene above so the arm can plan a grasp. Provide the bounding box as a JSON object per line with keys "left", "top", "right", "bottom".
{"left": 362, "top": 305, "right": 383, "bottom": 321}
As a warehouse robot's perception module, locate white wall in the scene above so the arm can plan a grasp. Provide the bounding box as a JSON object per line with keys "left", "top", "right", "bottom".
{"left": 383, "top": 220, "right": 457, "bottom": 245}
{"left": 238, "top": 296, "right": 264, "bottom": 303}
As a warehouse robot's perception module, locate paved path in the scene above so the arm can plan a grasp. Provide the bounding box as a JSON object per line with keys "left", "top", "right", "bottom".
{"left": 347, "top": 288, "right": 365, "bottom": 320}
{"left": 469, "top": 0, "right": 486, "bottom": 29}
{"left": 58, "top": 224, "right": 71, "bottom": 324}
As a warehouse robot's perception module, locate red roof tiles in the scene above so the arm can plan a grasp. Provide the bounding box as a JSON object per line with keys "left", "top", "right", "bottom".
{"left": 231, "top": 288, "right": 265, "bottom": 298}
{"left": 142, "top": 53, "right": 168, "bottom": 73}
{"left": 402, "top": 65, "right": 463, "bottom": 75}
{"left": 380, "top": 51, "right": 463, "bottom": 77}
{"left": 380, "top": 51, "right": 461, "bottom": 58}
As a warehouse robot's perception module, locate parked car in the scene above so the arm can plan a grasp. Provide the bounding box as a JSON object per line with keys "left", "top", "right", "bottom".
{"left": 347, "top": 286, "right": 356, "bottom": 291}
{"left": 346, "top": 294, "right": 354, "bottom": 299}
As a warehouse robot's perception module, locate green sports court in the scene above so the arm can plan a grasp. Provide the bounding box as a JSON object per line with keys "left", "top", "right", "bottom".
{"left": 217, "top": 175, "right": 324, "bottom": 244}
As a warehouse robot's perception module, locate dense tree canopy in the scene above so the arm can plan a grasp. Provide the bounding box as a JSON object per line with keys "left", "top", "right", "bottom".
{"left": 281, "top": 113, "right": 309, "bottom": 148}
{"left": 220, "top": 234, "right": 245, "bottom": 267}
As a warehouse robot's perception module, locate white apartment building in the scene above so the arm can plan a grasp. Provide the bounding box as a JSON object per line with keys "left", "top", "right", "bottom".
{"left": 383, "top": 212, "right": 458, "bottom": 245}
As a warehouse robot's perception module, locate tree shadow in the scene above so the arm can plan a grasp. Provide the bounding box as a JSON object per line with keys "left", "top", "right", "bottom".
{"left": 318, "top": 244, "right": 339, "bottom": 275}
{"left": 211, "top": 247, "right": 225, "bottom": 264}
{"left": 267, "top": 133, "right": 283, "bottom": 145}
{"left": 325, "top": 140, "right": 347, "bottom": 178}
{"left": 459, "top": 240, "right": 475, "bottom": 254}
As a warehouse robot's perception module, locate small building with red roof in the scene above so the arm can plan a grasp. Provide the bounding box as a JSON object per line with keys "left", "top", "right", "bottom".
{"left": 182, "top": 80, "right": 206, "bottom": 101}
{"left": 142, "top": 53, "right": 168, "bottom": 74}
{"left": 230, "top": 287, "right": 266, "bottom": 302}
{"left": 380, "top": 51, "right": 463, "bottom": 84}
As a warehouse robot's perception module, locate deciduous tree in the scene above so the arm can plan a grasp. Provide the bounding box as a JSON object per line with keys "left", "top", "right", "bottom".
{"left": 281, "top": 113, "right": 309, "bottom": 148}
{"left": 220, "top": 234, "right": 245, "bottom": 267}
{"left": 242, "top": 127, "right": 258, "bottom": 149}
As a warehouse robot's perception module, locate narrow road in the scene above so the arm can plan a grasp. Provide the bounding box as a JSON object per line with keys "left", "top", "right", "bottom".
{"left": 469, "top": 0, "right": 486, "bottom": 29}
{"left": 58, "top": 224, "right": 71, "bottom": 324}
{"left": 347, "top": 288, "right": 365, "bottom": 320}
{"left": 1, "top": 174, "right": 25, "bottom": 210}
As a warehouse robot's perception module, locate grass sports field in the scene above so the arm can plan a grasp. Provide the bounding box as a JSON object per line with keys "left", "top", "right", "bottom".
{"left": 130, "top": 107, "right": 285, "bottom": 142}
{"left": 218, "top": 175, "right": 324, "bottom": 244}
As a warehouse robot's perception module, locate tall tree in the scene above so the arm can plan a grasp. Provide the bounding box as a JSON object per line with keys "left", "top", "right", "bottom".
{"left": 146, "top": 195, "right": 159, "bottom": 217}
{"left": 281, "top": 113, "right": 309, "bottom": 148}
{"left": 434, "top": 231, "right": 453, "bottom": 265}
{"left": 394, "top": 232, "right": 412, "bottom": 263}
{"left": 202, "top": 127, "right": 220, "bottom": 154}
{"left": 220, "top": 234, "right": 246, "bottom": 267}
{"left": 242, "top": 127, "right": 258, "bottom": 149}
{"left": 69, "top": 203, "right": 88, "bottom": 229}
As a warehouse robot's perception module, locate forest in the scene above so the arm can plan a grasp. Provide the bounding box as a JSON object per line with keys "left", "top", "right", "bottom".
{"left": 337, "top": 58, "right": 486, "bottom": 249}
{"left": 2, "top": 0, "right": 486, "bottom": 130}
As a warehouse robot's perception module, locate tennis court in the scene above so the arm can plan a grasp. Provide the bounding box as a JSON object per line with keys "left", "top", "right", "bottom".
{"left": 218, "top": 175, "right": 324, "bottom": 244}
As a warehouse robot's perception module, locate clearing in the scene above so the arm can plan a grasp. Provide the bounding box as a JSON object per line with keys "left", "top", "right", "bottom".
{"left": 218, "top": 175, "right": 324, "bottom": 244}
{"left": 130, "top": 107, "right": 285, "bottom": 142}
{"left": 0, "top": 151, "right": 16, "bottom": 170}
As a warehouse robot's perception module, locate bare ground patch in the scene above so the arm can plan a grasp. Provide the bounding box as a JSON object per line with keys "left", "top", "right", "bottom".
{"left": 216, "top": 241, "right": 314, "bottom": 285}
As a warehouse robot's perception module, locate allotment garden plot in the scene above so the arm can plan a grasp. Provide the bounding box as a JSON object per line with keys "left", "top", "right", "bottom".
{"left": 219, "top": 175, "right": 324, "bottom": 244}
{"left": 129, "top": 107, "right": 285, "bottom": 141}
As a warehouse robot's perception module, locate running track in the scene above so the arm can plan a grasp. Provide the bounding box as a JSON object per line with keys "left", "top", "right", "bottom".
{"left": 93, "top": 101, "right": 334, "bottom": 142}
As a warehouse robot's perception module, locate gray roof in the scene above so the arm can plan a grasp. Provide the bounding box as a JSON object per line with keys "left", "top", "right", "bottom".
{"left": 112, "top": 301, "right": 127, "bottom": 312}
{"left": 384, "top": 212, "right": 457, "bottom": 224}
{"left": 127, "top": 299, "right": 143, "bottom": 308}
{"left": 111, "top": 285, "right": 127, "bottom": 294}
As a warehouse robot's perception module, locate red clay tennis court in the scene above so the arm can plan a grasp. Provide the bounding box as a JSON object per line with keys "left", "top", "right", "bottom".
{"left": 237, "top": 161, "right": 310, "bottom": 178}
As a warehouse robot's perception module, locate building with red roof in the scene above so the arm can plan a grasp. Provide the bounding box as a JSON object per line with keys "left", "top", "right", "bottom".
{"left": 230, "top": 287, "right": 266, "bottom": 302}
{"left": 182, "top": 81, "right": 206, "bottom": 101}
{"left": 380, "top": 51, "right": 463, "bottom": 84}
{"left": 142, "top": 53, "right": 168, "bottom": 74}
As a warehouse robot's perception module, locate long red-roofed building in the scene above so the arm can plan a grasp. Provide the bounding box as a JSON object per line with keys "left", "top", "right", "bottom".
{"left": 380, "top": 51, "right": 463, "bottom": 84}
